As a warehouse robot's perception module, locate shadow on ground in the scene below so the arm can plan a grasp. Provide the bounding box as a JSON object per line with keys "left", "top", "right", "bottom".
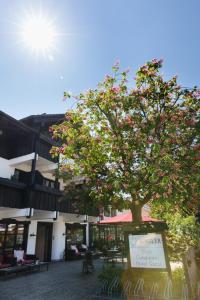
{"left": 0, "top": 260, "right": 103, "bottom": 300}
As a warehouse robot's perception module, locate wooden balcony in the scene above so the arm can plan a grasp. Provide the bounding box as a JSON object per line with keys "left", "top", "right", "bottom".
{"left": 12, "top": 169, "right": 60, "bottom": 190}
{"left": 0, "top": 178, "right": 26, "bottom": 209}
{"left": 0, "top": 111, "right": 58, "bottom": 163}
{"left": 0, "top": 177, "right": 89, "bottom": 215}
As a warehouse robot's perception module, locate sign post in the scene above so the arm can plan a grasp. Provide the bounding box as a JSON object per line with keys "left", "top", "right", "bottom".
{"left": 129, "top": 233, "right": 169, "bottom": 270}
{"left": 124, "top": 222, "right": 171, "bottom": 277}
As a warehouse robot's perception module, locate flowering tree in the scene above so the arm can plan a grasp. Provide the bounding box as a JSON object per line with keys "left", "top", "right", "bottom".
{"left": 51, "top": 59, "right": 200, "bottom": 223}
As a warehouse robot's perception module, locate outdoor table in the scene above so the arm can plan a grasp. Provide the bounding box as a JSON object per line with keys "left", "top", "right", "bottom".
{"left": 107, "top": 249, "right": 118, "bottom": 253}
{"left": 105, "top": 249, "right": 120, "bottom": 264}
{"left": 107, "top": 249, "right": 119, "bottom": 256}
{"left": 92, "top": 251, "right": 103, "bottom": 259}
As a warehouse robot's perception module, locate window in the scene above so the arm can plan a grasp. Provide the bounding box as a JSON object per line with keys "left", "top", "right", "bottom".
{"left": 0, "top": 222, "right": 28, "bottom": 256}
{"left": 0, "top": 224, "right": 6, "bottom": 255}
{"left": 43, "top": 178, "right": 55, "bottom": 189}
{"left": 5, "top": 224, "right": 16, "bottom": 252}
{"left": 65, "top": 224, "right": 86, "bottom": 248}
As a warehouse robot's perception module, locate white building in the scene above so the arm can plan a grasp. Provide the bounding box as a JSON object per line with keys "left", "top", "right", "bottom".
{"left": 0, "top": 111, "right": 97, "bottom": 262}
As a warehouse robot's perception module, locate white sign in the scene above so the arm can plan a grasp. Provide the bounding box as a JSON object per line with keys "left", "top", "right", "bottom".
{"left": 129, "top": 233, "right": 167, "bottom": 269}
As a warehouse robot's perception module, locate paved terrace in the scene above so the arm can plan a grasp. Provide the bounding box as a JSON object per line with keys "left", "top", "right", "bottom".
{"left": 0, "top": 260, "right": 103, "bottom": 300}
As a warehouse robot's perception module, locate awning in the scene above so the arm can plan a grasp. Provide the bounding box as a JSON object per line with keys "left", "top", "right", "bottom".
{"left": 99, "top": 212, "right": 160, "bottom": 224}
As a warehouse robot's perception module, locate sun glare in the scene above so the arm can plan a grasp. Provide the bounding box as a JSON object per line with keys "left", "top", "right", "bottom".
{"left": 19, "top": 11, "right": 58, "bottom": 57}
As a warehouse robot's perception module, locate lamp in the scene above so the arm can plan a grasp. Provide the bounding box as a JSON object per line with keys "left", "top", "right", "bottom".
{"left": 30, "top": 233, "right": 36, "bottom": 237}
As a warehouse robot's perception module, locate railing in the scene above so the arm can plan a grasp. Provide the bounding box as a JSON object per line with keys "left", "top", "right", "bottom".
{"left": 12, "top": 169, "right": 59, "bottom": 190}
{"left": 29, "top": 188, "right": 60, "bottom": 211}
{"left": 0, "top": 180, "right": 25, "bottom": 209}
{"left": 0, "top": 176, "right": 86, "bottom": 215}
{"left": 57, "top": 196, "right": 84, "bottom": 214}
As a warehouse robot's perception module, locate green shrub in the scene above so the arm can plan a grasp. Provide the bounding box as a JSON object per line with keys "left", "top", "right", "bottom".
{"left": 151, "top": 202, "right": 200, "bottom": 260}
{"left": 98, "top": 265, "right": 123, "bottom": 282}
{"left": 98, "top": 265, "right": 185, "bottom": 297}
{"left": 172, "top": 267, "right": 185, "bottom": 281}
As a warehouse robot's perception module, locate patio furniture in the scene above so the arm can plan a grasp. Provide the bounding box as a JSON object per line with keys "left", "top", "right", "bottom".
{"left": 91, "top": 250, "right": 103, "bottom": 259}
{"left": 14, "top": 250, "right": 36, "bottom": 265}
{"left": 0, "top": 261, "right": 49, "bottom": 280}
{"left": 14, "top": 250, "right": 24, "bottom": 262}
{"left": 0, "top": 263, "right": 11, "bottom": 269}
{"left": 27, "top": 262, "right": 49, "bottom": 272}
{"left": 4, "top": 256, "right": 17, "bottom": 267}
{"left": 78, "top": 244, "right": 88, "bottom": 257}
{"left": 65, "top": 245, "right": 82, "bottom": 260}
{"left": 82, "top": 250, "right": 94, "bottom": 274}
{"left": 65, "top": 249, "right": 82, "bottom": 260}
{"left": 0, "top": 253, "right": 15, "bottom": 270}
{"left": 22, "top": 254, "right": 37, "bottom": 265}
{"left": 0, "top": 265, "right": 29, "bottom": 280}
{"left": 104, "top": 249, "right": 122, "bottom": 265}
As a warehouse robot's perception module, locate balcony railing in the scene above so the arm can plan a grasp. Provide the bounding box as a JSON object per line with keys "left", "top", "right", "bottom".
{"left": 0, "top": 175, "right": 88, "bottom": 214}
{"left": 0, "top": 178, "right": 26, "bottom": 209}
{"left": 12, "top": 169, "right": 60, "bottom": 190}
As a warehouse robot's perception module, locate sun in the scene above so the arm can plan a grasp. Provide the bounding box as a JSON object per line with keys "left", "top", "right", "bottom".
{"left": 19, "top": 11, "right": 58, "bottom": 57}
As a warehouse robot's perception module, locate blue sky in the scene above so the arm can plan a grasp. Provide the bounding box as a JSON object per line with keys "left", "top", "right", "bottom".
{"left": 0, "top": 0, "right": 200, "bottom": 119}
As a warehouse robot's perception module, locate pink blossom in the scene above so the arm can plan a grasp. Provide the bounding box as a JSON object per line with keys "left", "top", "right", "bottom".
{"left": 104, "top": 74, "right": 112, "bottom": 82}
{"left": 152, "top": 58, "right": 163, "bottom": 65}
{"left": 159, "top": 172, "right": 165, "bottom": 177}
{"left": 58, "top": 147, "right": 65, "bottom": 154}
{"left": 147, "top": 137, "right": 154, "bottom": 144}
{"left": 193, "top": 144, "right": 200, "bottom": 150}
{"left": 124, "top": 67, "right": 130, "bottom": 73}
{"left": 111, "top": 86, "right": 121, "bottom": 93}
{"left": 65, "top": 114, "right": 72, "bottom": 121}
{"left": 194, "top": 90, "right": 200, "bottom": 97}
{"left": 185, "top": 119, "right": 196, "bottom": 126}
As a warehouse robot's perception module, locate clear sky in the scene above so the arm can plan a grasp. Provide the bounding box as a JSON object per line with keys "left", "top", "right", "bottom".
{"left": 0, "top": 0, "right": 200, "bottom": 119}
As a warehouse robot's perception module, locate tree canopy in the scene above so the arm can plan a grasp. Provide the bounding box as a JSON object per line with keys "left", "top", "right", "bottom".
{"left": 51, "top": 59, "right": 200, "bottom": 223}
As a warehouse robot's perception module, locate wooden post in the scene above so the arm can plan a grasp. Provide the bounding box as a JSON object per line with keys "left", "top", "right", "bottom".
{"left": 182, "top": 248, "right": 198, "bottom": 300}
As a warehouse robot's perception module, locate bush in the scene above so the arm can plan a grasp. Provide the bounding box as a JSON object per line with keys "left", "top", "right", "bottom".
{"left": 151, "top": 203, "right": 200, "bottom": 260}
{"left": 98, "top": 264, "right": 185, "bottom": 297}
{"left": 99, "top": 265, "right": 123, "bottom": 282}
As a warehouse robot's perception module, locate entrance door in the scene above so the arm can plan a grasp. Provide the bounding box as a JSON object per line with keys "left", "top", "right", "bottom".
{"left": 35, "top": 222, "right": 52, "bottom": 262}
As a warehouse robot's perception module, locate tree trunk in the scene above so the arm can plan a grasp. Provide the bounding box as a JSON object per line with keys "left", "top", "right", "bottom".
{"left": 131, "top": 202, "right": 142, "bottom": 224}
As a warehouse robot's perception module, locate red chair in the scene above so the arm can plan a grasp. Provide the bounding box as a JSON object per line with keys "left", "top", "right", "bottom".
{"left": 14, "top": 250, "right": 35, "bottom": 265}
{"left": 0, "top": 255, "right": 11, "bottom": 269}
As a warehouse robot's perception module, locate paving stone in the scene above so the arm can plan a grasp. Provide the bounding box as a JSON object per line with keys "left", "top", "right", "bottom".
{"left": 0, "top": 260, "right": 103, "bottom": 300}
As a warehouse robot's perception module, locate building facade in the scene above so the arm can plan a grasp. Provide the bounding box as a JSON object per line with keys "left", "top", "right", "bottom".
{"left": 0, "top": 111, "right": 97, "bottom": 261}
